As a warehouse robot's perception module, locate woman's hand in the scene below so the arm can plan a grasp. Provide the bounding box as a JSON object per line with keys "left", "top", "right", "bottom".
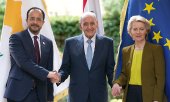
{"left": 112, "top": 83, "right": 122, "bottom": 96}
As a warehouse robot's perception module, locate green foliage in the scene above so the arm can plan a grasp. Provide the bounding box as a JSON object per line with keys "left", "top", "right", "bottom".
{"left": 0, "top": 6, "right": 4, "bottom": 36}
{"left": 103, "top": 10, "right": 120, "bottom": 54}
{"left": 102, "top": 0, "right": 124, "bottom": 16}
{"left": 50, "top": 16, "right": 81, "bottom": 51}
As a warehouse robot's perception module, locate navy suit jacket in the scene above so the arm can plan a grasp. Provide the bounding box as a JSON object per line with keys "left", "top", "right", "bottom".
{"left": 59, "top": 34, "right": 115, "bottom": 102}
{"left": 4, "top": 30, "right": 54, "bottom": 102}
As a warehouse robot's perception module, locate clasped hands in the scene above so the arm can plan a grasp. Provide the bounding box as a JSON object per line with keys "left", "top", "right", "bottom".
{"left": 112, "top": 84, "right": 159, "bottom": 102}
{"left": 112, "top": 83, "right": 122, "bottom": 97}
{"left": 47, "top": 71, "right": 61, "bottom": 83}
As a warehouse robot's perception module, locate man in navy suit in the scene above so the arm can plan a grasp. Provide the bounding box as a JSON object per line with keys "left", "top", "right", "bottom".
{"left": 4, "top": 7, "right": 59, "bottom": 102}
{"left": 57, "top": 12, "right": 115, "bottom": 102}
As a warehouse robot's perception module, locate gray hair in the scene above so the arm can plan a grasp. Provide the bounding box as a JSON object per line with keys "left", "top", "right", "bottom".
{"left": 79, "top": 12, "right": 97, "bottom": 24}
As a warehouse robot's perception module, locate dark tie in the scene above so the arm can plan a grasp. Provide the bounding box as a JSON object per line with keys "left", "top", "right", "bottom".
{"left": 86, "top": 39, "right": 93, "bottom": 70}
{"left": 34, "top": 36, "right": 40, "bottom": 64}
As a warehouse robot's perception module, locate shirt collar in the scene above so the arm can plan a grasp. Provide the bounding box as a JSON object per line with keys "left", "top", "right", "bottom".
{"left": 28, "top": 29, "right": 40, "bottom": 39}
{"left": 83, "top": 33, "right": 96, "bottom": 43}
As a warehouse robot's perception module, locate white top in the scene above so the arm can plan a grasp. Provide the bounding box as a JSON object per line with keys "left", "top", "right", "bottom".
{"left": 83, "top": 33, "right": 96, "bottom": 57}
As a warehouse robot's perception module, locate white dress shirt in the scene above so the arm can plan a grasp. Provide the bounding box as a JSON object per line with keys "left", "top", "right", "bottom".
{"left": 83, "top": 34, "right": 96, "bottom": 58}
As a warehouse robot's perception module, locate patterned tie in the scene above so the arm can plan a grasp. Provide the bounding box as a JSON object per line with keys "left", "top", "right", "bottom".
{"left": 34, "top": 36, "right": 40, "bottom": 64}
{"left": 86, "top": 39, "right": 93, "bottom": 70}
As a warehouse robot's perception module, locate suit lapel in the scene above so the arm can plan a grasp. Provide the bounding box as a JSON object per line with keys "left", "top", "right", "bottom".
{"left": 141, "top": 42, "right": 150, "bottom": 72}
{"left": 90, "top": 35, "right": 103, "bottom": 70}
{"left": 76, "top": 35, "right": 89, "bottom": 69}
{"left": 23, "top": 30, "right": 35, "bottom": 61}
{"left": 129, "top": 45, "right": 135, "bottom": 64}
{"left": 127, "top": 45, "right": 135, "bottom": 75}
{"left": 39, "top": 35, "right": 46, "bottom": 64}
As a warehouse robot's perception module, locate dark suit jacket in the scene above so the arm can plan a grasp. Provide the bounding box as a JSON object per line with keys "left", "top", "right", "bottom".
{"left": 4, "top": 30, "right": 54, "bottom": 102}
{"left": 115, "top": 42, "right": 165, "bottom": 102}
{"left": 59, "top": 34, "right": 115, "bottom": 102}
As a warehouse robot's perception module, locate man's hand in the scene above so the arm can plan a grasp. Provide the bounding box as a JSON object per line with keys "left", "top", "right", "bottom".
{"left": 47, "top": 71, "right": 60, "bottom": 83}
{"left": 51, "top": 71, "right": 61, "bottom": 83}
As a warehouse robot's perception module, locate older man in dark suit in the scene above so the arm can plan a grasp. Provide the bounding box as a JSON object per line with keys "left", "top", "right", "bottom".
{"left": 56, "top": 12, "right": 115, "bottom": 102}
{"left": 4, "top": 7, "right": 59, "bottom": 102}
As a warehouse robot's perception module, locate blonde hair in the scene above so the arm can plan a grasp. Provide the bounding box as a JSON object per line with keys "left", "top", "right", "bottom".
{"left": 127, "top": 15, "right": 151, "bottom": 35}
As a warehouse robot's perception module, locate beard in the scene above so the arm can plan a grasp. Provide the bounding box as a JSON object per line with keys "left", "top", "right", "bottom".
{"left": 28, "top": 24, "right": 41, "bottom": 34}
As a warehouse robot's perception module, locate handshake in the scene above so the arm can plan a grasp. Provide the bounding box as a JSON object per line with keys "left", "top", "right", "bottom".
{"left": 47, "top": 71, "right": 61, "bottom": 84}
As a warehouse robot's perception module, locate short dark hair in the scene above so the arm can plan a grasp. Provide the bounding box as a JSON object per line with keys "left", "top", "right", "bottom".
{"left": 26, "top": 7, "right": 45, "bottom": 20}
